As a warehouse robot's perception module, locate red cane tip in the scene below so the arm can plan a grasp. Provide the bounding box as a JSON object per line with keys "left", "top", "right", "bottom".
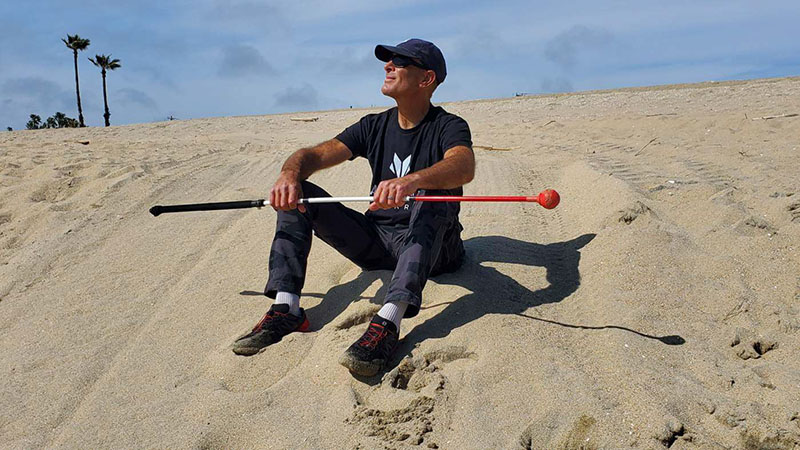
{"left": 538, "top": 189, "right": 560, "bottom": 209}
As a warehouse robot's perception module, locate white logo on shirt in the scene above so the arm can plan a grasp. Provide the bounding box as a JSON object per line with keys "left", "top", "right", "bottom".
{"left": 389, "top": 153, "right": 412, "bottom": 178}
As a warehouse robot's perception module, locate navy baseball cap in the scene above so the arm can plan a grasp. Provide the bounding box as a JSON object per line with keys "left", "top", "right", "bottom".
{"left": 375, "top": 38, "right": 447, "bottom": 84}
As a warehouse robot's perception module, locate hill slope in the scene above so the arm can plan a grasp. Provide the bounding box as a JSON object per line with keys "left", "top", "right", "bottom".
{"left": 1, "top": 77, "right": 799, "bottom": 449}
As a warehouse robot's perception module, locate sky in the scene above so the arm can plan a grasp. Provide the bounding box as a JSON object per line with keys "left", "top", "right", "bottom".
{"left": 1, "top": 0, "right": 799, "bottom": 130}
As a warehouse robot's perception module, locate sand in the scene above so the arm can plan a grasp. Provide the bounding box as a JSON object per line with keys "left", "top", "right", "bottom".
{"left": 1, "top": 76, "right": 799, "bottom": 449}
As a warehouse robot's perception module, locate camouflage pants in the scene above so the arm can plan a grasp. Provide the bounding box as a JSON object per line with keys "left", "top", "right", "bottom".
{"left": 264, "top": 181, "right": 464, "bottom": 318}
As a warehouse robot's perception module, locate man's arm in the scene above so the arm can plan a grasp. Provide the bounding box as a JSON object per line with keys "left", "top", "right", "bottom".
{"left": 271, "top": 139, "right": 352, "bottom": 211}
{"left": 369, "top": 145, "right": 475, "bottom": 211}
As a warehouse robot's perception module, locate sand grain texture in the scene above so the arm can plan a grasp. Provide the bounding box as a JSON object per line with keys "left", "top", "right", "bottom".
{"left": 1, "top": 77, "right": 799, "bottom": 449}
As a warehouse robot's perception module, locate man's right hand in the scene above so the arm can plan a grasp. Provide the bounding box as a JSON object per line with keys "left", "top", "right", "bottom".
{"left": 268, "top": 139, "right": 353, "bottom": 212}
{"left": 269, "top": 172, "right": 306, "bottom": 212}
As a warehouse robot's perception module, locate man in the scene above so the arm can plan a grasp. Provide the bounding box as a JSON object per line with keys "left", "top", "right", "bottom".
{"left": 233, "top": 39, "right": 475, "bottom": 377}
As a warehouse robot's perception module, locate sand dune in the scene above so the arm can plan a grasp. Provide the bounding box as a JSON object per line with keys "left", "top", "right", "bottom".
{"left": 1, "top": 77, "right": 799, "bottom": 449}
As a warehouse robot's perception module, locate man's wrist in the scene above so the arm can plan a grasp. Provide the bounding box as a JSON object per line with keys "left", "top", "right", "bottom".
{"left": 280, "top": 169, "right": 301, "bottom": 181}
{"left": 406, "top": 172, "right": 423, "bottom": 191}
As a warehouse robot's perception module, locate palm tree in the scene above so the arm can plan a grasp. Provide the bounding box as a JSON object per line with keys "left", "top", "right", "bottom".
{"left": 89, "top": 54, "right": 121, "bottom": 127}
{"left": 62, "top": 34, "right": 90, "bottom": 127}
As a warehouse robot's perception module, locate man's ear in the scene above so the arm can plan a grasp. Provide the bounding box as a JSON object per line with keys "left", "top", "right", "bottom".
{"left": 420, "top": 70, "right": 436, "bottom": 88}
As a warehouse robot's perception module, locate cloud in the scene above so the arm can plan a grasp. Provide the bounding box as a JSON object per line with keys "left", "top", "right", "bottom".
{"left": 304, "top": 46, "right": 376, "bottom": 76}
{"left": 275, "top": 0, "right": 427, "bottom": 22}
{"left": 0, "top": 77, "right": 80, "bottom": 129}
{"left": 0, "top": 77, "right": 74, "bottom": 112}
{"left": 116, "top": 88, "right": 159, "bottom": 110}
{"left": 540, "top": 77, "right": 574, "bottom": 93}
{"left": 207, "top": 0, "right": 286, "bottom": 32}
{"left": 451, "top": 30, "right": 514, "bottom": 61}
{"left": 544, "top": 25, "right": 613, "bottom": 68}
{"left": 3, "top": 0, "right": 799, "bottom": 129}
{"left": 273, "top": 83, "right": 319, "bottom": 111}
{"left": 2, "top": 77, "right": 66, "bottom": 102}
{"left": 218, "top": 44, "right": 274, "bottom": 78}
{"left": 128, "top": 66, "right": 179, "bottom": 90}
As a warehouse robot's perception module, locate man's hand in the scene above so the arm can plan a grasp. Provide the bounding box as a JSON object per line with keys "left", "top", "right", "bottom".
{"left": 368, "top": 145, "right": 473, "bottom": 211}
{"left": 270, "top": 171, "right": 306, "bottom": 212}
{"left": 369, "top": 174, "right": 420, "bottom": 211}
{"left": 268, "top": 139, "right": 353, "bottom": 213}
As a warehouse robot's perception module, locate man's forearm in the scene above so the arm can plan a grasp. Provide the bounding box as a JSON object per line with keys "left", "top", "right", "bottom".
{"left": 407, "top": 146, "right": 474, "bottom": 190}
{"left": 280, "top": 148, "right": 318, "bottom": 181}
{"left": 271, "top": 140, "right": 352, "bottom": 211}
{"left": 280, "top": 139, "right": 353, "bottom": 181}
{"left": 368, "top": 145, "right": 474, "bottom": 210}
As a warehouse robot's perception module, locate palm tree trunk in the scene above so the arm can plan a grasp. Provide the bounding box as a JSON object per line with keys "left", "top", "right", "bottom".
{"left": 102, "top": 69, "right": 110, "bottom": 127}
{"left": 73, "top": 50, "right": 85, "bottom": 127}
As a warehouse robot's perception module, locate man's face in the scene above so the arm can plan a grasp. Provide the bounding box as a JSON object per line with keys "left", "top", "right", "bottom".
{"left": 380, "top": 57, "right": 432, "bottom": 100}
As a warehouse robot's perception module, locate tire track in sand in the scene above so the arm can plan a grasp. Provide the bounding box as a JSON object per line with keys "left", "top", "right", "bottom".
{"left": 45, "top": 155, "right": 277, "bottom": 448}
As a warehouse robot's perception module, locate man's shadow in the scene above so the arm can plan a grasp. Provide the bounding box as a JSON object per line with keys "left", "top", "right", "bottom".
{"left": 400, "top": 234, "right": 684, "bottom": 356}
{"left": 242, "top": 233, "right": 684, "bottom": 369}
{"left": 243, "top": 235, "right": 591, "bottom": 331}
{"left": 403, "top": 234, "right": 594, "bottom": 345}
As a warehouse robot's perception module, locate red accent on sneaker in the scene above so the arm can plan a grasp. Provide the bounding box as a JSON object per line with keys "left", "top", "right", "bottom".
{"left": 298, "top": 316, "right": 311, "bottom": 332}
{"left": 358, "top": 323, "right": 387, "bottom": 349}
{"left": 252, "top": 311, "right": 278, "bottom": 332}
{"left": 253, "top": 310, "right": 310, "bottom": 333}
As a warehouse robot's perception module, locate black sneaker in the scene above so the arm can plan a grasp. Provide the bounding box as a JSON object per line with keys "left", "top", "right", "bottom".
{"left": 232, "top": 304, "right": 310, "bottom": 355}
{"left": 339, "top": 316, "right": 399, "bottom": 376}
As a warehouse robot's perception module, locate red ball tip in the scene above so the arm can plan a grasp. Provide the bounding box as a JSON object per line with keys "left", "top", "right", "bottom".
{"left": 539, "top": 189, "right": 560, "bottom": 209}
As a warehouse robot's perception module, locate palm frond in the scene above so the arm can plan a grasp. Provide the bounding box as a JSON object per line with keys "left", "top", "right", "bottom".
{"left": 63, "top": 34, "right": 90, "bottom": 51}
{"left": 89, "top": 54, "right": 121, "bottom": 70}
{"left": 89, "top": 55, "right": 122, "bottom": 70}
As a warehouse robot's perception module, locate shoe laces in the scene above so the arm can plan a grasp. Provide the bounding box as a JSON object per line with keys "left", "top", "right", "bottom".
{"left": 253, "top": 310, "right": 285, "bottom": 331}
{"left": 358, "top": 323, "right": 387, "bottom": 349}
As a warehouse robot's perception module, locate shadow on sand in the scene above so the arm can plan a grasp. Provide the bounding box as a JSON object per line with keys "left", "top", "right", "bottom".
{"left": 241, "top": 233, "right": 684, "bottom": 378}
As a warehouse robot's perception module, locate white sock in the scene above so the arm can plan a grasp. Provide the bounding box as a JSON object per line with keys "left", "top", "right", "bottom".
{"left": 274, "top": 292, "right": 300, "bottom": 316}
{"left": 377, "top": 301, "right": 407, "bottom": 331}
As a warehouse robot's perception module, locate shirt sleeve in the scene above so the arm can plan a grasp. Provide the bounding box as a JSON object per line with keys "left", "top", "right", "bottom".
{"left": 335, "top": 115, "right": 371, "bottom": 160}
{"left": 439, "top": 115, "right": 472, "bottom": 152}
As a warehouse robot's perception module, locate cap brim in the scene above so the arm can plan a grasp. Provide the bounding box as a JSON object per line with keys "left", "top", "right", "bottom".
{"left": 375, "top": 44, "right": 416, "bottom": 62}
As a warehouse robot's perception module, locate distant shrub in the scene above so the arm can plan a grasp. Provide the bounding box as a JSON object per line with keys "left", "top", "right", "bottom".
{"left": 26, "top": 112, "right": 80, "bottom": 130}
{"left": 26, "top": 114, "right": 42, "bottom": 130}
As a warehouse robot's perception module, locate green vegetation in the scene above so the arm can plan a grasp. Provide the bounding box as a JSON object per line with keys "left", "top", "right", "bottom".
{"left": 12, "top": 34, "right": 129, "bottom": 130}
{"left": 25, "top": 112, "right": 80, "bottom": 130}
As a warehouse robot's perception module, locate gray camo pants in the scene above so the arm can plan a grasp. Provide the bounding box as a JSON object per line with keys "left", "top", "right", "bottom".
{"left": 264, "top": 181, "right": 464, "bottom": 318}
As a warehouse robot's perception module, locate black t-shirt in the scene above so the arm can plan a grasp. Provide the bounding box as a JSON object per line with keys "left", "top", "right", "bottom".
{"left": 335, "top": 105, "right": 472, "bottom": 225}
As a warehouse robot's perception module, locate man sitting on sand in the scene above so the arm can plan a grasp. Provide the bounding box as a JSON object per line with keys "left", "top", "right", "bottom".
{"left": 233, "top": 39, "right": 475, "bottom": 377}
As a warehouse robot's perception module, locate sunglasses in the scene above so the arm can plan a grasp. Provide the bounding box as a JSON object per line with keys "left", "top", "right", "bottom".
{"left": 390, "top": 54, "right": 428, "bottom": 70}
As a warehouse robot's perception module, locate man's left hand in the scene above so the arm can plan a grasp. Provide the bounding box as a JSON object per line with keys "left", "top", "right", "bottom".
{"left": 369, "top": 175, "right": 420, "bottom": 210}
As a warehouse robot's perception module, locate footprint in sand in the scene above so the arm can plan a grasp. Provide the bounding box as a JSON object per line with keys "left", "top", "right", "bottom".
{"left": 730, "top": 328, "right": 778, "bottom": 360}
{"left": 346, "top": 346, "right": 476, "bottom": 448}
{"left": 735, "top": 216, "right": 777, "bottom": 236}
{"left": 653, "top": 419, "right": 688, "bottom": 448}
{"left": 382, "top": 345, "right": 476, "bottom": 392}
{"left": 788, "top": 201, "right": 800, "bottom": 222}
{"left": 29, "top": 177, "right": 84, "bottom": 203}
{"left": 518, "top": 413, "right": 598, "bottom": 449}
{"left": 605, "top": 200, "right": 656, "bottom": 226}
{"left": 346, "top": 396, "right": 435, "bottom": 446}
{"left": 777, "top": 304, "right": 800, "bottom": 334}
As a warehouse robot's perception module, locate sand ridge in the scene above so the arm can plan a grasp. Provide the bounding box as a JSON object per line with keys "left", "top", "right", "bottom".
{"left": 1, "top": 76, "right": 799, "bottom": 449}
